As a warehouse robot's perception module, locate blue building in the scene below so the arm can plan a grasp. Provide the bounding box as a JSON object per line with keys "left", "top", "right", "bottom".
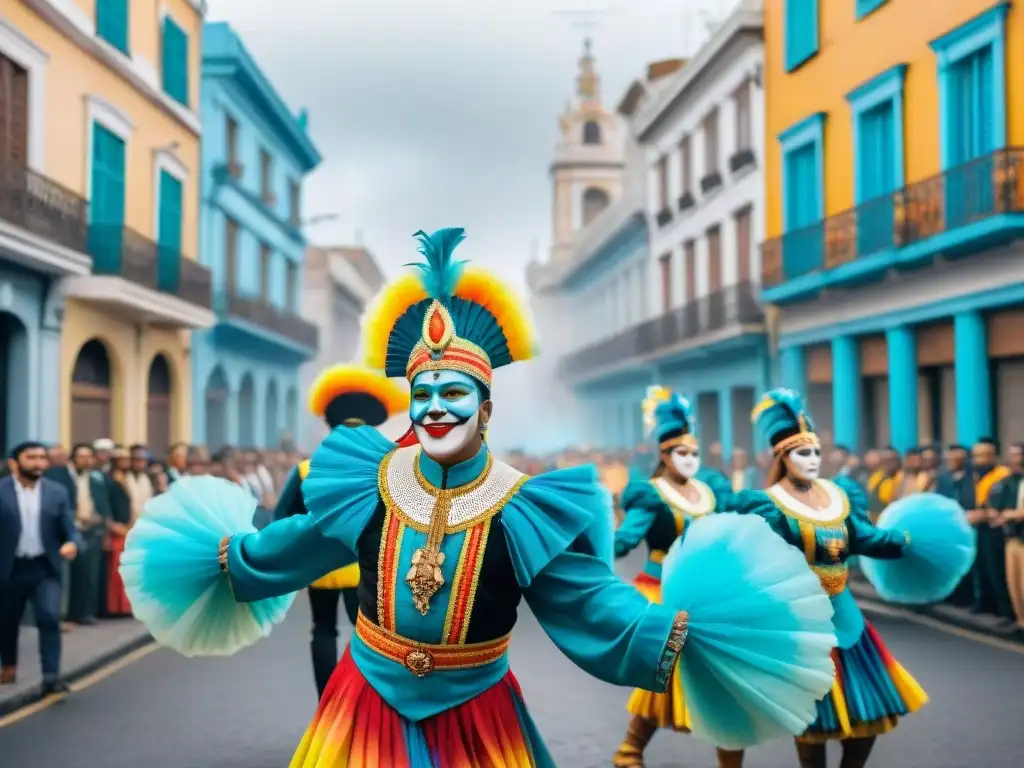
{"left": 192, "top": 22, "right": 322, "bottom": 450}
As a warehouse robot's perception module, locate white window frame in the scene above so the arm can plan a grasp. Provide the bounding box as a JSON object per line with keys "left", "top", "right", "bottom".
{"left": 0, "top": 18, "right": 49, "bottom": 171}
{"left": 84, "top": 95, "right": 134, "bottom": 202}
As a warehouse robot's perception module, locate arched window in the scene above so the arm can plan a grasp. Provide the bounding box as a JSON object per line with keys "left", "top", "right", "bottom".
{"left": 72, "top": 339, "right": 111, "bottom": 386}
{"left": 146, "top": 355, "right": 173, "bottom": 456}
{"left": 582, "top": 187, "right": 610, "bottom": 226}
{"left": 582, "top": 120, "right": 601, "bottom": 144}
{"left": 71, "top": 339, "right": 113, "bottom": 444}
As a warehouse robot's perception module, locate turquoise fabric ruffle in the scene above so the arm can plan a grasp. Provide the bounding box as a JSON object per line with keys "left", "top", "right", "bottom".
{"left": 119, "top": 477, "right": 296, "bottom": 657}
{"left": 303, "top": 425, "right": 394, "bottom": 550}
{"left": 860, "top": 492, "right": 976, "bottom": 604}
{"left": 661, "top": 512, "right": 837, "bottom": 750}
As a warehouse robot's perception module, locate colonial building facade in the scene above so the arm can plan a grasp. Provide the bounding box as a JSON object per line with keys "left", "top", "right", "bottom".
{"left": 762, "top": 0, "right": 1024, "bottom": 452}
{"left": 298, "top": 244, "right": 386, "bottom": 452}
{"left": 191, "top": 21, "right": 321, "bottom": 451}
{"left": 2, "top": 0, "right": 215, "bottom": 454}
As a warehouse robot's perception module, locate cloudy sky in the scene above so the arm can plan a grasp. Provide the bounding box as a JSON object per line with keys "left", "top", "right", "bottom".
{"left": 207, "top": 0, "right": 731, "bottom": 450}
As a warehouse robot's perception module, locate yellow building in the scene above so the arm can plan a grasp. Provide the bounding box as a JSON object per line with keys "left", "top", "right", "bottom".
{"left": 760, "top": 1, "right": 1024, "bottom": 453}
{"left": 2, "top": 0, "right": 213, "bottom": 452}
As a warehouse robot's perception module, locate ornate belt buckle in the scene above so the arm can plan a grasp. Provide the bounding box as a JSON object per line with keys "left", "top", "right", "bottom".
{"left": 404, "top": 648, "right": 435, "bottom": 677}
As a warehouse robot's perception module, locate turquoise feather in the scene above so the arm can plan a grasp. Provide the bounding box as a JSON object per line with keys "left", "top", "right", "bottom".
{"left": 652, "top": 393, "right": 696, "bottom": 442}
{"left": 404, "top": 227, "right": 468, "bottom": 301}
{"left": 754, "top": 388, "right": 815, "bottom": 443}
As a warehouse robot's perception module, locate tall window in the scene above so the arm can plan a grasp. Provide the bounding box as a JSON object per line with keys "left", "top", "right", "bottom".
{"left": 703, "top": 108, "right": 720, "bottom": 175}
{"left": 224, "top": 218, "right": 239, "bottom": 293}
{"left": 679, "top": 136, "right": 692, "bottom": 195}
{"left": 582, "top": 187, "right": 610, "bottom": 226}
{"left": 0, "top": 55, "right": 29, "bottom": 169}
{"left": 161, "top": 16, "right": 189, "bottom": 106}
{"left": 288, "top": 179, "right": 301, "bottom": 225}
{"left": 659, "top": 253, "right": 672, "bottom": 312}
{"left": 735, "top": 206, "right": 752, "bottom": 281}
{"left": 683, "top": 240, "right": 697, "bottom": 301}
{"left": 582, "top": 120, "right": 601, "bottom": 144}
{"left": 96, "top": 0, "right": 130, "bottom": 55}
{"left": 948, "top": 48, "right": 996, "bottom": 164}
{"left": 260, "top": 149, "right": 273, "bottom": 204}
{"left": 259, "top": 243, "right": 272, "bottom": 300}
{"left": 285, "top": 262, "right": 298, "bottom": 312}
{"left": 656, "top": 156, "right": 669, "bottom": 209}
{"left": 226, "top": 116, "right": 240, "bottom": 176}
{"left": 734, "top": 80, "right": 752, "bottom": 152}
{"left": 706, "top": 225, "right": 722, "bottom": 291}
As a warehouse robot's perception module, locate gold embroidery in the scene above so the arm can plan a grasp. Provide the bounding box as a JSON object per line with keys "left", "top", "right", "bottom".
{"left": 376, "top": 508, "right": 404, "bottom": 631}
{"left": 406, "top": 490, "right": 450, "bottom": 615}
{"left": 458, "top": 518, "right": 490, "bottom": 645}
{"left": 811, "top": 565, "right": 848, "bottom": 596}
{"left": 826, "top": 537, "right": 846, "bottom": 563}
{"left": 798, "top": 521, "right": 817, "bottom": 565}
{"left": 768, "top": 479, "right": 850, "bottom": 527}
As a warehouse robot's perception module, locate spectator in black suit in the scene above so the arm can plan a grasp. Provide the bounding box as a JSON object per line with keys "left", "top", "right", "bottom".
{"left": 64, "top": 445, "right": 113, "bottom": 626}
{"left": 0, "top": 442, "right": 80, "bottom": 694}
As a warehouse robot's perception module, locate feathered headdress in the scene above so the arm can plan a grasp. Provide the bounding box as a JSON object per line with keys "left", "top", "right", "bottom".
{"left": 307, "top": 364, "right": 409, "bottom": 428}
{"left": 751, "top": 388, "right": 818, "bottom": 455}
{"left": 642, "top": 386, "right": 697, "bottom": 450}
{"left": 361, "top": 228, "right": 537, "bottom": 390}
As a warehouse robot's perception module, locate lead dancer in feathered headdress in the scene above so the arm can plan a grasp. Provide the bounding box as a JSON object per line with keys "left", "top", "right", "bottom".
{"left": 119, "top": 230, "right": 843, "bottom": 767}
{"left": 732, "top": 388, "right": 975, "bottom": 768}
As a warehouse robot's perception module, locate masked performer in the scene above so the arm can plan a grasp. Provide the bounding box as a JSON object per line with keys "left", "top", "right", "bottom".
{"left": 273, "top": 364, "right": 409, "bottom": 700}
{"left": 612, "top": 386, "right": 738, "bottom": 768}
{"left": 734, "top": 389, "right": 974, "bottom": 768}
{"left": 120, "top": 230, "right": 839, "bottom": 768}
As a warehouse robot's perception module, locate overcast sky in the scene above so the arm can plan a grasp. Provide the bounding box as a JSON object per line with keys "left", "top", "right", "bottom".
{"left": 206, "top": 0, "right": 732, "bottom": 450}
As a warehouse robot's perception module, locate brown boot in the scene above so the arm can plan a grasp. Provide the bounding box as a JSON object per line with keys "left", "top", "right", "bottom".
{"left": 839, "top": 737, "right": 876, "bottom": 768}
{"left": 0, "top": 666, "right": 15, "bottom": 685}
{"left": 613, "top": 716, "right": 657, "bottom": 767}
{"left": 717, "top": 748, "right": 745, "bottom": 767}
{"left": 795, "top": 740, "right": 826, "bottom": 768}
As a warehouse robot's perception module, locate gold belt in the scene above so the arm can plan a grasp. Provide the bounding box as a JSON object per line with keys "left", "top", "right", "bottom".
{"left": 355, "top": 612, "right": 510, "bottom": 677}
{"left": 649, "top": 550, "right": 666, "bottom": 564}
{"left": 811, "top": 565, "right": 848, "bottom": 596}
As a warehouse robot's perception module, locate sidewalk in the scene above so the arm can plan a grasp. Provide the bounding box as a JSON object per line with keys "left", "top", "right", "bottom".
{"left": 848, "top": 576, "right": 1023, "bottom": 644}
{"left": 0, "top": 618, "right": 152, "bottom": 717}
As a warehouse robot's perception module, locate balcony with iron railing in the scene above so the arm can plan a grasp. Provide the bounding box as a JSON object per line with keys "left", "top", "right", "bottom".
{"left": 0, "top": 164, "right": 90, "bottom": 254}
{"left": 761, "top": 147, "right": 1024, "bottom": 303}
{"left": 558, "top": 280, "right": 764, "bottom": 381}
{"left": 87, "top": 224, "right": 213, "bottom": 309}
{"left": 217, "top": 290, "right": 319, "bottom": 351}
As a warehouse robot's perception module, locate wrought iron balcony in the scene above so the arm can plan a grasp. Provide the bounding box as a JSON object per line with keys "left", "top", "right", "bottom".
{"left": 0, "top": 164, "right": 89, "bottom": 253}
{"left": 220, "top": 291, "right": 319, "bottom": 350}
{"left": 558, "top": 280, "right": 764, "bottom": 379}
{"left": 87, "top": 223, "right": 212, "bottom": 308}
{"left": 762, "top": 147, "right": 1024, "bottom": 288}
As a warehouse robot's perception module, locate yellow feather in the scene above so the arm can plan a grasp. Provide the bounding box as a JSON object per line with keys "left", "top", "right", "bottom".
{"left": 361, "top": 272, "right": 429, "bottom": 370}
{"left": 307, "top": 365, "right": 410, "bottom": 418}
{"left": 453, "top": 266, "right": 537, "bottom": 362}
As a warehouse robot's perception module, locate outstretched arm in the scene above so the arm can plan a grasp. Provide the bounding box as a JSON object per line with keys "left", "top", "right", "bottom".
{"left": 846, "top": 512, "right": 907, "bottom": 560}
{"left": 221, "top": 514, "right": 354, "bottom": 602}
{"left": 614, "top": 502, "right": 657, "bottom": 557}
{"left": 524, "top": 546, "right": 686, "bottom": 692}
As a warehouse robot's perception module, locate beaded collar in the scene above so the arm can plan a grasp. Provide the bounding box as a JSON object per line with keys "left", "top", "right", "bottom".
{"left": 767, "top": 478, "right": 849, "bottom": 526}
{"left": 651, "top": 476, "right": 715, "bottom": 517}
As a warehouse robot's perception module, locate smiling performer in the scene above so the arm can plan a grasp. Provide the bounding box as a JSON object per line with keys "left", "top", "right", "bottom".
{"left": 731, "top": 389, "right": 964, "bottom": 768}
{"left": 119, "top": 231, "right": 840, "bottom": 768}
{"left": 613, "top": 387, "right": 738, "bottom": 768}
{"left": 272, "top": 364, "right": 409, "bottom": 700}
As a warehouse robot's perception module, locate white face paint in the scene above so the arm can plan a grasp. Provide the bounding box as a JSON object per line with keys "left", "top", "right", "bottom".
{"left": 788, "top": 446, "right": 822, "bottom": 481}
{"left": 670, "top": 447, "right": 701, "bottom": 479}
{"left": 410, "top": 371, "right": 483, "bottom": 462}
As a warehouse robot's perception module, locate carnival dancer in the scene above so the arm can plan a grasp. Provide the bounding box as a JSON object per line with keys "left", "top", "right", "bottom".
{"left": 734, "top": 389, "right": 975, "bottom": 768}
{"left": 120, "top": 230, "right": 840, "bottom": 768}
{"left": 612, "top": 386, "right": 740, "bottom": 768}
{"left": 272, "top": 364, "right": 409, "bottom": 700}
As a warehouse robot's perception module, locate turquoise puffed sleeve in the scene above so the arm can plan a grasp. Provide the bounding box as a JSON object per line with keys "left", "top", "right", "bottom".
{"left": 614, "top": 481, "right": 659, "bottom": 557}
{"left": 524, "top": 549, "right": 682, "bottom": 691}
{"left": 731, "top": 489, "right": 796, "bottom": 543}
{"left": 833, "top": 474, "right": 870, "bottom": 520}
{"left": 846, "top": 512, "right": 906, "bottom": 559}
{"left": 697, "top": 467, "right": 734, "bottom": 511}
{"left": 226, "top": 515, "right": 355, "bottom": 603}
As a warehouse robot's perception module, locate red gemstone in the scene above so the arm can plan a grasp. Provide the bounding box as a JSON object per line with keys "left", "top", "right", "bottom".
{"left": 428, "top": 310, "right": 446, "bottom": 344}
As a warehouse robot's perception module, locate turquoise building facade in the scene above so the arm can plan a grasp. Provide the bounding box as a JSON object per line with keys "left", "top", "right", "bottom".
{"left": 192, "top": 22, "right": 322, "bottom": 450}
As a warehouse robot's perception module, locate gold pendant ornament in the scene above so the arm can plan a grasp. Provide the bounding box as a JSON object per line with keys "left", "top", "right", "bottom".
{"left": 406, "top": 547, "right": 445, "bottom": 615}
{"left": 403, "top": 488, "right": 454, "bottom": 615}
{"left": 826, "top": 537, "right": 846, "bottom": 563}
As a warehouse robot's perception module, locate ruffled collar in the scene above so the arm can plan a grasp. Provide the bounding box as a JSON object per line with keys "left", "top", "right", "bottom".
{"left": 416, "top": 445, "right": 489, "bottom": 489}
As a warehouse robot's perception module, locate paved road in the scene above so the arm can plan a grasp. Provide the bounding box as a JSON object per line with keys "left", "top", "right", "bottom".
{"left": 1, "top": 576, "right": 1022, "bottom": 767}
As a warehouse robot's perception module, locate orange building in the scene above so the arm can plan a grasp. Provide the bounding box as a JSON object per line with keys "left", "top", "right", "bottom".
{"left": 760, "top": 1, "right": 1024, "bottom": 453}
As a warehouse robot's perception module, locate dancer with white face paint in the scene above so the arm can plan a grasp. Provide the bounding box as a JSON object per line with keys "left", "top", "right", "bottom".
{"left": 733, "top": 388, "right": 974, "bottom": 768}
{"left": 613, "top": 387, "right": 740, "bottom": 768}
{"left": 116, "top": 233, "right": 843, "bottom": 768}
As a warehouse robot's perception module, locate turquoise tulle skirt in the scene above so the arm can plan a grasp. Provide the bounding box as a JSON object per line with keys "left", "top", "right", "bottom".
{"left": 119, "top": 477, "right": 296, "bottom": 657}
{"left": 661, "top": 513, "right": 838, "bottom": 750}
{"left": 861, "top": 492, "right": 976, "bottom": 605}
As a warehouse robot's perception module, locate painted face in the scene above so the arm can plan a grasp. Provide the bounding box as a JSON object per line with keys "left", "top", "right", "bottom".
{"left": 788, "top": 445, "right": 822, "bottom": 481}
{"left": 410, "top": 370, "right": 482, "bottom": 460}
{"left": 669, "top": 445, "right": 700, "bottom": 479}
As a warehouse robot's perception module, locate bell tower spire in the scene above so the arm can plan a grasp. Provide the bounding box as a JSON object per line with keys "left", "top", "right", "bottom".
{"left": 577, "top": 37, "right": 599, "bottom": 103}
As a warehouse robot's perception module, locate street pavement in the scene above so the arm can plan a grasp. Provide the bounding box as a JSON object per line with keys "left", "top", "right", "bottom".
{"left": 1, "top": 554, "right": 1022, "bottom": 767}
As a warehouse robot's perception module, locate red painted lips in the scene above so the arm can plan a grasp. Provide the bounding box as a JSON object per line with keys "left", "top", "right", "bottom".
{"left": 421, "top": 423, "right": 456, "bottom": 438}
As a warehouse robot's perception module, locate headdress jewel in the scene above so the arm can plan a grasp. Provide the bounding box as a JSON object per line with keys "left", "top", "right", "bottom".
{"left": 751, "top": 388, "right": 819, "bottom": 455}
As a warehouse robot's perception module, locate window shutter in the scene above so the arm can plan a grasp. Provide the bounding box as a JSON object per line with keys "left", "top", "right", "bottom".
{"left": 158, "top": 170, "right": 183, "bottom": 252}
{"left": 97, "top": 0, "right": 130, "bottom": 54}
{"left": 162, "top": 17, "right": 189, "bottom": 105}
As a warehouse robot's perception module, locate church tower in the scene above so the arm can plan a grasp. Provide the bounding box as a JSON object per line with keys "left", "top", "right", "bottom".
{"left": 548, "top": 38, "right": 625, "bottom": 263}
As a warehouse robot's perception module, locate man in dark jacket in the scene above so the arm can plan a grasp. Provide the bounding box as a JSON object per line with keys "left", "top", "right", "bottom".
{"left": 0, "top": 442, "right": 80, "bottom": 693}
{"left": 64, "top": 444, "right": 113, "bottom": 625}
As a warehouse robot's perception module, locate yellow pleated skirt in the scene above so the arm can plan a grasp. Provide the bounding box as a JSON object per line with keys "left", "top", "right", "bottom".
{"left": 309, "top": 562, "right": 360, "bottom": 590}
{"left": 627, "top": 574, "right": 691, "bottom": 731}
